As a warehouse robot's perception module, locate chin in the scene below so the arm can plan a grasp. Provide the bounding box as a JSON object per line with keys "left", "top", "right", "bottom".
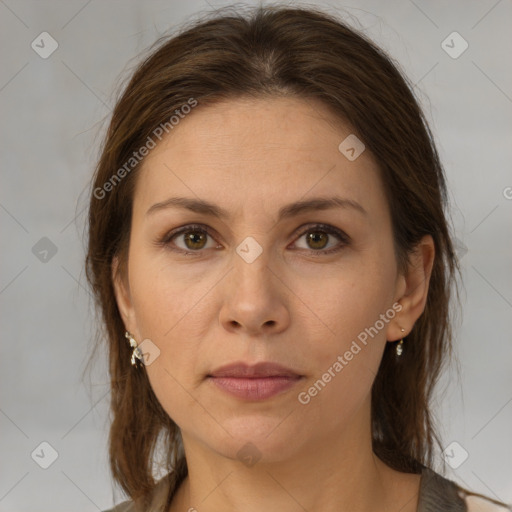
{"left": 209, "top": 415, "right": 307, "bottom": 464}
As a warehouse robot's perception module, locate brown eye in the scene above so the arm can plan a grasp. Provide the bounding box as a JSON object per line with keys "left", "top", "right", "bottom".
{"left": 160, "top": 224, "right": 218, "bottom": 254}
{"left": 293, "top": 224, "right": 350, "bottom": 255}
{"left": 158, "top": 223, "right": 349, "bottom": 256}
{"left": 182, "top": 230, "right": 208, "bottom": 250}
{"left": 305, "top": 231, "right": 329, "bottom": 250}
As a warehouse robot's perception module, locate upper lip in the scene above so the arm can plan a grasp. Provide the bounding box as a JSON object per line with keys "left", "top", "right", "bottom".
{"left": 208, "top": 362, "right": 302, "bottom": 378}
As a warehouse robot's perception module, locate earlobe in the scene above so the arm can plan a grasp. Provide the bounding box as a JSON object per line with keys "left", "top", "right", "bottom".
{"left": 389, "top": 235, "right": 435, "bottom": 341}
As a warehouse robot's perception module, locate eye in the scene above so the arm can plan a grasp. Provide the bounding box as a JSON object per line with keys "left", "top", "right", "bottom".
{"left": 156, "top": 223, "right": 350, "bottom": 256}
{"left": 292, "top": 223, "right": 350, "bottom": 255}
{"left": 158, "top": 224, "right": 219, "bottom": 254}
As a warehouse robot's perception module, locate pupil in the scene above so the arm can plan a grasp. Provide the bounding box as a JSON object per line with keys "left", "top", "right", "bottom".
{"left": 308, "top": 231, "right": 327, "bottom": 249}
{"left": 186, "top": 232, "right": 205, "bottom": 249}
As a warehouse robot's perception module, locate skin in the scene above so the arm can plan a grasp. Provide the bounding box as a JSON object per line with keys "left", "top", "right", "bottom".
{"left": 113, "top": 96, "right": 435, "bottom": 512}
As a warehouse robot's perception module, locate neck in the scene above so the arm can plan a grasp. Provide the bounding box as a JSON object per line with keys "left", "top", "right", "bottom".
{"left": 169, "top": 398, "right": 420, "bottom": 512}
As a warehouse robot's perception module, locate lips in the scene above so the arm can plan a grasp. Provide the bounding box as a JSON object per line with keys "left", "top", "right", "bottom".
{"left": 207, "top": 362, "right": 303, "bottom": 400}
{"left": 208, "top": 361, "right": 301, "bottom": 378}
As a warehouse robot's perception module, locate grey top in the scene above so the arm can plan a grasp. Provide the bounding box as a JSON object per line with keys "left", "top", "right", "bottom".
{"left": 103, "top": 467, "right": 511, "bottom": 512}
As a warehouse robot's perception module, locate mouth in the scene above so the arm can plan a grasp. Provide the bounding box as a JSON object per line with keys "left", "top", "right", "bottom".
{"left": 207, "top": 362, "right": 304, "bottom": 400}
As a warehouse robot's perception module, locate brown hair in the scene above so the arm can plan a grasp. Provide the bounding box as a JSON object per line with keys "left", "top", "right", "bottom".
{"left": 85, "top": 4, "right": 467, "bottom": 509}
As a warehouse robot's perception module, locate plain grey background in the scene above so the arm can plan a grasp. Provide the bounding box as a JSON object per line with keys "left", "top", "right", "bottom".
{"left": 1, "top": 0, "right": 511, "bottom": 510}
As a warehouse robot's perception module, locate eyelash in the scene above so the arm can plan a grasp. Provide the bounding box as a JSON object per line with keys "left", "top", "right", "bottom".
{"left": 156, "top": 223, "right": 351, "bottom": 256}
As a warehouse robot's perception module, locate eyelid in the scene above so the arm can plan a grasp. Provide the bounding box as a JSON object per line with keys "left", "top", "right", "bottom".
{"left": 157, "top": 222, "right": 350, "bottom": 254}
{"left": 291, "top": 223, "right": 351, "bottom": 254}
{"left": 158, "top": 223, "right": 220, "bottom": 251}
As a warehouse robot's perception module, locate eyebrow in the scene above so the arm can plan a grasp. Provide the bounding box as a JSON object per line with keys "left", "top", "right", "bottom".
{"left": 146, "top": 195, "right": 367, "bottom": 221}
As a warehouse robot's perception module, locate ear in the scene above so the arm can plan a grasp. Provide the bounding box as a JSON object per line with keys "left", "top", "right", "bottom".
{"left": 112, "top": 255, "right": 139, "bottom": 337}
{"left": 387, "top": 235, "right": 435, "bottom": 342}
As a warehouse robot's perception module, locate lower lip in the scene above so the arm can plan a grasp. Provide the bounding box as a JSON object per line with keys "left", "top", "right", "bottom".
{"left": 208, "top": 376, "right": 302, "bottom": 400}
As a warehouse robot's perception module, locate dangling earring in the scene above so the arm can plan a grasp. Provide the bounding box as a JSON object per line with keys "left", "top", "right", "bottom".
{"left": 396, "top": 327, "right": 405, "bottom": 357}
{"left": 125, "top": 331, "right": 144, "bottom": 366}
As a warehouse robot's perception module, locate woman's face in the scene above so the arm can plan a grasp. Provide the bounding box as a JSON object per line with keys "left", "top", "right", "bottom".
{"left": 113, "top": 96, "right": 415, "bottom": 463}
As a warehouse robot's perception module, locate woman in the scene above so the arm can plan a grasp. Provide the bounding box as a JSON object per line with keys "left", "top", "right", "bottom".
{"left": 85, "top": 5, "right": 511, "bottom": 512}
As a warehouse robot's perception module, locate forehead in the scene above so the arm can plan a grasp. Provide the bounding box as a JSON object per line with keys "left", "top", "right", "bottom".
{"left": 133, "top": 96, "right": 386, "bottom": 221}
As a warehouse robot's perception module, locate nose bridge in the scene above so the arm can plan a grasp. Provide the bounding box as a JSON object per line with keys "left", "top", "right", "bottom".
{"left": 218, "top": 234, "right": 285, "bottom": 330}
{"left": 235, "top": 233, "right": 267, "bottom": 265}
{"left": 232, "top": 234, "right": 273, "bottom": 290}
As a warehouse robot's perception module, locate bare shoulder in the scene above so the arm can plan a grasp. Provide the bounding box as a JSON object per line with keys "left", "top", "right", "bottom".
{"left": 411, "top": 466, "right": 512, "bottom": 512}
{"left": 464, "top": 494, "right": 512, "bottom": 512}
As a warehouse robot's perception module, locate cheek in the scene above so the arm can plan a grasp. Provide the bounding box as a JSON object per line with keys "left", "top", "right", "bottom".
{"left": 292, "top": 257, "right": 395, "bottom": 345}
{"left": 145, "top": 360, "right": 214, "bottom": 437}
{"left": 291, "top": 257, "right": 395, "bottom": 404}
{"left": 130, "top": 263, "right": 208, "bottom": 426}
{"left": 129, "top": 249, "right": 213, "bottom": 337}
{"left": 295, "top": 287, "right": 387, "bottom": 426}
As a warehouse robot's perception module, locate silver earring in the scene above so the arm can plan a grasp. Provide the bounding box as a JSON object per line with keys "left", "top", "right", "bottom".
{"left": 396, "top": 328, "right": 405, "bottom": 357}
{"left": 125, "top": 331, "right": 144, "bottom": 366}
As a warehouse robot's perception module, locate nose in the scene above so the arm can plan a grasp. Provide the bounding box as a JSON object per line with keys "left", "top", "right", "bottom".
{"left": 218, "top": 245, "right": 290, "bottom": 337}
